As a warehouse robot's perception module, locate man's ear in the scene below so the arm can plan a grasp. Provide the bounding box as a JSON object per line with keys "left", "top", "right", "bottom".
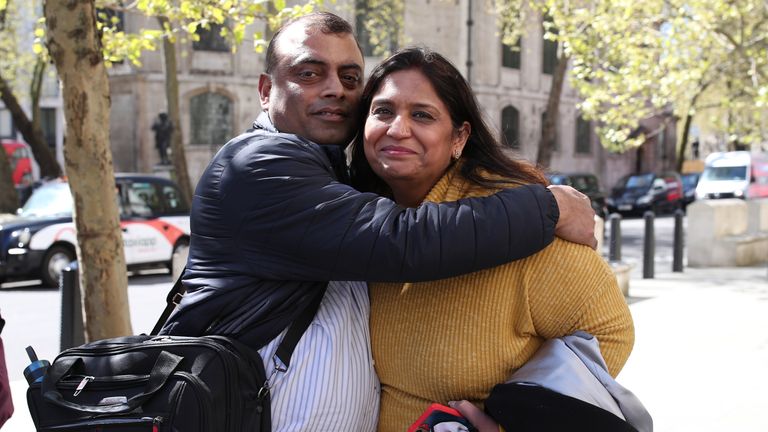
{"left": 258, "top": 74, "right": 272, "bottom": 110}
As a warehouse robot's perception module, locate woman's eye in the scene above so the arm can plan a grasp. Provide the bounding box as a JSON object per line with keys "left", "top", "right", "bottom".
{"left": 413, "top": 111, "right": 434, "bottom": 120}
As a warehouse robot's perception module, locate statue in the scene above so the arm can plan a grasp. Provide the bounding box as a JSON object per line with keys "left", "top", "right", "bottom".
{"left": 151, "top": 112, "right": 172, "bottom": 165}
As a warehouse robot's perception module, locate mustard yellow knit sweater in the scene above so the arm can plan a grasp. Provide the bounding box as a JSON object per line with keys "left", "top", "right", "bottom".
{"left": 369, "top": 165, "right": 635, "bottom": 432}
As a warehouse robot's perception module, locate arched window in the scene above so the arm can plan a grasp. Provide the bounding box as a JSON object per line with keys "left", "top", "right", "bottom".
{"left": 189, "top": 92, "right": 233, "bottom": 145}
{"left": 501, "top": 106, "right": 520, "bottom": 149}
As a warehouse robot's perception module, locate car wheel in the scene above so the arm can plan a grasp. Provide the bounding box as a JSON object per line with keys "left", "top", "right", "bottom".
{"left": 170, "top": 241, "right": 189, "bottom": 280}
{"left": 41, "top": 245, "right": 76, "bottom": 287}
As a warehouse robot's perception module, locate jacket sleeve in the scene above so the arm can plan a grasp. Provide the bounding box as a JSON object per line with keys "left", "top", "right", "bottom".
{"left": 195, "top": 138, "right": 559, "bottom": 283}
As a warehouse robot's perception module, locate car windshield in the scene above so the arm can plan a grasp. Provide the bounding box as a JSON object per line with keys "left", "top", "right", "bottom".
{"left": 620, "top": 174, "right": 654, "bottom": 190}
{"left": 19, "top": 182, "right": 73, "bottom": 218}
{"left": 702, "top": 166, "right": 747, "bottom": 181}
{"left": 570, "top": 176, "right": 600, "bottom": 194}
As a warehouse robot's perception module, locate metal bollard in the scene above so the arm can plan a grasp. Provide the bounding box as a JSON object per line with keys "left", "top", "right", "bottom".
{"left": 608, "top": 213, "right": 622, "bottom": 262}
{"left": 60, "top": 262, "right": 84, "bottom": 351}
{"left": 643, "top": 211, "right": 655, "bottom": 279}
{"left": 673, "top": 209, "right": 685, "bottom": 272}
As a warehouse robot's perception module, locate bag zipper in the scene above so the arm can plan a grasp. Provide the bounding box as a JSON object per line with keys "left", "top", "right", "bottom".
{"left": 39, "top": 416, "right": 163, "bottom": 431}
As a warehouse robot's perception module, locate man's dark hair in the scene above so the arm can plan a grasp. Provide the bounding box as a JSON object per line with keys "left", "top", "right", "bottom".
{"left": 265, "top": 11, "right": 362, "bottom": 74}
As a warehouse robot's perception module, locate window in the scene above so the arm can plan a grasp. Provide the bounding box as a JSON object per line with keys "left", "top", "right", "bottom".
{"left": 97, "top": 8, "right": 125, "bottom": 64}
{"left": 355, "top": 0, "right": 399, "bottom": 56}
{"left": 501, "top": 106, "right": 520, "bottom": 149}
{"left": 501, "top": 38, "right": 521, "bottom": 69}
{"left": 0, "top": 109, "right": 14, "bottom": 139}
{"left": 541, "top": 111, "right": 559, "bottom": 150}
{"left": 125, "top": 182, "right": 161, "bottom": 217}
{"left": 97, "top": 8, "right": 124, "bottom": 32}
{"left": 161, "top": 184, "right": 189, "bottom": 213}
{"left": 575, "top": 115, "right": 591, "bottom": 154}
{"left": 542, "top": 15, "right": 559, "bottom": 75}
{"left": 190, "top": 92, "right": 233, "bottom": 145}
{"left": 41, "top": 107, "right": 57, "bottom": 151}
{"left": 193, "top": 23, "right": 230, "bottom": 52}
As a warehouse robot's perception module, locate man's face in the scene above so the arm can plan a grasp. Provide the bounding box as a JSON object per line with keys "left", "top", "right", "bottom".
{"left": 259, "top": 24, "right": 364, "bottom": 147}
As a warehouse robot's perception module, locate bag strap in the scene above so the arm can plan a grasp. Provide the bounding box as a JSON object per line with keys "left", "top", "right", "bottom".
{"left": 275, "top": 286, "right": 326, "bottom": 368}
{"left": 150, "top": 271, "right": 186, "bottom": 336}
{"left": 151, "top": 267, "right": 327, "bottom": 369}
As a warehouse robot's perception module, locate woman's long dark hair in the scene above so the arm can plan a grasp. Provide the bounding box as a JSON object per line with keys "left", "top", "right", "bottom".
{"left": 349, "top": 47, "right": 547, "bottom": 195}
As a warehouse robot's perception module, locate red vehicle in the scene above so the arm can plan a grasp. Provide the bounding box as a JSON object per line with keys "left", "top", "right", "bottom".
{"left": 1, "top": 140, "right": 34, "bottom": 186}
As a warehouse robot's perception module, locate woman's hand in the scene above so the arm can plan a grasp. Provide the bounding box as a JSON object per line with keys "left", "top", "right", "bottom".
{"left": 448, "top": 400, "right": 501, "bottom": 432}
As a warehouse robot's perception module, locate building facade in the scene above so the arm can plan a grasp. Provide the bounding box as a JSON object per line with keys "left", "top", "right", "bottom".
{"left": 2, "top": 1, "right": 679, "bottom": 192}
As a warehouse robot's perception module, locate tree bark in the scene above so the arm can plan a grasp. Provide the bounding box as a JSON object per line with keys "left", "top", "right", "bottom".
{"left": 0, "top": 148, "right": 19, "bottom": 213}
{"left": 158, "top": 16, "right": 193, "bottom": 206}
{"left": 44, "top": 0, "right": 132, "bottom": 341}
{"left": 0, "top": 72, "right": 62, "bottom": 178}
{"left": 675, "top": 85, "right": 707, "bottom": 172}
{"left": 537, "top": 51, "right": 568, "bottom": 169}
{"left": 677, "top": 112, "right": 694, "bottom": 173}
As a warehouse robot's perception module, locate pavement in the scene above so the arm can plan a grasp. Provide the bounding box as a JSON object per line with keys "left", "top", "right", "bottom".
{"left": 1, "top": 264, "right": 767, "bottom": 431}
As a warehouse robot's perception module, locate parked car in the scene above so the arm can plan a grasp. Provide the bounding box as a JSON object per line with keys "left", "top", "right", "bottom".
{"left": 0, "top": 174, "right": 190, "bottom": 286}
{"left": 681, "top": 172, "right": 701, "bottom": 207}
{"left": 547, "top": 172, "right": 609, "bottom": 219}
{"left": 1, "top": 139, "right": 34, "bottom": 186}
{"left": 607, "top": 172, "right": 684, "bottom": 216}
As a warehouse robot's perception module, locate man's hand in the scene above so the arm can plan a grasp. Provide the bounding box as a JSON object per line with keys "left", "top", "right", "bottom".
{"left": 448, "top": 400, "right": 499, "bottom": 432}
{"left": 548, "top": 185, "right": 597, "bottom": 249}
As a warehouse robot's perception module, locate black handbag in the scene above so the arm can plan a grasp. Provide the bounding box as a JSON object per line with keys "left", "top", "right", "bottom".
{"left": 26, "top": 274, "right": 324, "bottom": 431}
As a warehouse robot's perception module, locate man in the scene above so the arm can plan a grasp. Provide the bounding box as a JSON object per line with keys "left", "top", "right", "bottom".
{"left": 160, "top": 12, "right": 596, "bottom": 431}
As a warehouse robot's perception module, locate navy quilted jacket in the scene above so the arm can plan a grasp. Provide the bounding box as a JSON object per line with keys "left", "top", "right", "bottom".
{"left": 160, "top": 113, "right": 559, "bottom": 349}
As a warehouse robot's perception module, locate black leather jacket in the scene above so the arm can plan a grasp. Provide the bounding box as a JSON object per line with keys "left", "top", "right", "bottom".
{"left": 160, "top": 113, "right": 559, "bottom": 349}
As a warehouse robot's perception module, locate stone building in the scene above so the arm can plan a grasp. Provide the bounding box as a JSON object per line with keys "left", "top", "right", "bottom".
{"left": 1, "top": 1, "right": 678, "bottom": 192}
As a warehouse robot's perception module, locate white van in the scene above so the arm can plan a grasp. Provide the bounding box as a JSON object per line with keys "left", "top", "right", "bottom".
{"left": 695, "top": 151, "right": 768, "bottom": 200}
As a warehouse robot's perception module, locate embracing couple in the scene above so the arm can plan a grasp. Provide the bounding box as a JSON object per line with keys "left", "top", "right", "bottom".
{"left": 159, "top": 11, "right": 635, "bottom": 432}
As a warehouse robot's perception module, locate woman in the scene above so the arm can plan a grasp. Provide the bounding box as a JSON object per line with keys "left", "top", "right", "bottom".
{"left": 349, "top": 47, "right": 635, "bottom": 431}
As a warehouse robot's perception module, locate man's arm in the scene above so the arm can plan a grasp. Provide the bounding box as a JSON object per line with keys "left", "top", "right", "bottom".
{"left": 194, "top": 137, "right": 590, "bottom": 283}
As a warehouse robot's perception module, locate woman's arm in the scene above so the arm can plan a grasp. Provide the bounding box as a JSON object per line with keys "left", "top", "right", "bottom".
{"left": 526, "top": 240, "right": 634, "bottom": 377}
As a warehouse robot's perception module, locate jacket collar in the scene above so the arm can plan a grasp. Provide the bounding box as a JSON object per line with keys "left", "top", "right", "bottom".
{"left": 252, "top": 112, "right": 278, "bottom": 133}
{"left": 251, "top": 112, "right": 350, "bottom": 183}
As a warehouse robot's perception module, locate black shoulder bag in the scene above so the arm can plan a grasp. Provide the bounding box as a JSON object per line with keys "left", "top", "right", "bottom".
{"left": 27, "top": 272, "right": 325, "bottom": 432}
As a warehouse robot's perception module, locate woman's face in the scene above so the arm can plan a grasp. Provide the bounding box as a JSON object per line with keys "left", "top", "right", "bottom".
{"left": 363, "top": 69, "right": 469, "bottom": 192}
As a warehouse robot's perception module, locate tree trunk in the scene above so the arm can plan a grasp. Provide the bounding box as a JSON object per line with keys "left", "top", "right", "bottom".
{"left": 675, "top": 86, "right": 707, "bottom": 172}
{"left": 0, "top": 72, "right": 62, "bottom": 179}
{"left": 676, "top": 112, "right": 694, "bottom": 173}
{"left": 0, "top": 149, "right": 19, "bottom": 213}
{"left": 44, "top": 0, "right": 132, "bottom": 341}
{"left": 158, "top": 16, "right": 193, "bottom": 205}
{"left": 537, "top": 51, "right": 568, "bottom": 169}
{"left": 30, "top": 57, "right": 46, "bottom": 141}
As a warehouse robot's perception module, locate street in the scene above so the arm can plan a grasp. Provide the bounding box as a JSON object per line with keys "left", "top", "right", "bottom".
{"left": 603, "top": 212, "right": 680, "bottom": 278}
{"left": 2, "top": 212, "right": 767, "bottom": 431}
